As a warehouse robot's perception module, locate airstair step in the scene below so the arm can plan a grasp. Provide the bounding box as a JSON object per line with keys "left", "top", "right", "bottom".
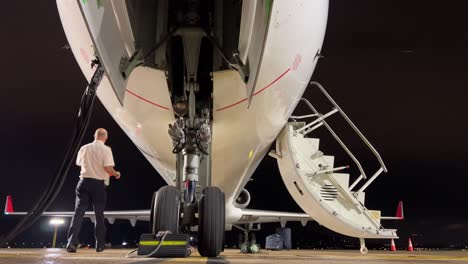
{"left": 276, "top": 124, "right": 397, "bottom": 239}
{"left": 352, "top": 191, "right": 366, "bottom": 205}
{"left": 331, "top": 173, "right": 350, "bottom": 190}
{"left": 295, "top": 137, "right": 320, "bottom": 152}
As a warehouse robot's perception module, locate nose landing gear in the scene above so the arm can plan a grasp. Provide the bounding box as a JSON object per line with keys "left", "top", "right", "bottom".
{"left": 155, "top": 92, "right": 224, "bottom": 257}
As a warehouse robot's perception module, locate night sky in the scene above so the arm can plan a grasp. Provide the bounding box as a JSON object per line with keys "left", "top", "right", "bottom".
{"left": 1, "top": 1, "right": 468, "bottom": 249}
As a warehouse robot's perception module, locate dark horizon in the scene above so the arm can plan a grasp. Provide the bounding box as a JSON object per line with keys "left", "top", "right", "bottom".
{"left": 1, "top": 1, "right": 467, "bottom": 249}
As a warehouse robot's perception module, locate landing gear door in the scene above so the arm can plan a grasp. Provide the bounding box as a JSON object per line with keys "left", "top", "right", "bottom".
{"left": 78, "top": 0, "right": 132, "bottom": 104}
{"left": 238, "top": 0, "right": 272, "bottom": 107}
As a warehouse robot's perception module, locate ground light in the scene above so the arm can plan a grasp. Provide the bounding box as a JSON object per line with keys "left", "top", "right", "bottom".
{"left": 49, "top": 218, "right": 65, "bottom": 248}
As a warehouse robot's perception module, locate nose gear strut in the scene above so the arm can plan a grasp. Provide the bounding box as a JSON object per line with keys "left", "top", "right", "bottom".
{"left": 168, "top": 107, "right": 211, "bottom": 206}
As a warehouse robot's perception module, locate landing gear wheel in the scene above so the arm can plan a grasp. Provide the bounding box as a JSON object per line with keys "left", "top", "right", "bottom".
{"left": 150, "top": 186, "right": 180, "bottom": 234}
{"left": 238, "top": 233, "right": 244, "bottom": 249}
{"left": 250, "top": 232, "right": 257, "bottom": 245}
{"left": 249, "top": 244, "right": 260, "bottom": 254}
{"left": 149, "top": 192, "right": 156, "bottom": 232}
{"left": 240, "top": 243, "right": 248, "bottom": 254}
{"left": 198, "top": 187, "right": 225, "bottom": 257}
{"left": 359, "top": 238, "right": 368, "bottom": 254}
{"left": 360, "top": 246, "right": 368, "bottom": 254}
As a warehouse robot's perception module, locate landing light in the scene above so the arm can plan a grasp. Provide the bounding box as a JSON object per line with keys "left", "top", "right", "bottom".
{"left": 173, "top": 101, "right": 189, "bottom": 116}
{"left": 49, "top": 218, "right": 65, "bottom": 226}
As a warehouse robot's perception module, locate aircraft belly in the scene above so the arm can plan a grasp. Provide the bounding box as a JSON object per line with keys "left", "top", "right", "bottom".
{"left": 212, "top": 0, "right": 329, "bottom": 205}
{"left": 58, "top": 0, "right": 330, "bottom": 202}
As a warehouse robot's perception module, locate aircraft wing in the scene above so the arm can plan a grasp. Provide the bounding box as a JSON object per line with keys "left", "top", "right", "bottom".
{"left": 236, "top": 202, "right": 404, "bottom": 225}
{"left": 4, "top": 195, "right": 149, "bottom": 226}
{"left": 5, "top": 210, "right": 150, "bottom": 226}
{"left": 5, "top": 195, "right": 313, "bottom": 227}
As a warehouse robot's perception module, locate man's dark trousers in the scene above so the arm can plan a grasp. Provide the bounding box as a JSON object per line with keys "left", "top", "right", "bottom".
{"left": 67, "top": 178, "right": 107, "bottom": 248}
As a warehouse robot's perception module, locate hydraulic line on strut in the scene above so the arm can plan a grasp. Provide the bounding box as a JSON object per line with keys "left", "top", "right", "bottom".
{"left": 0, "top": 59, "right": 105, "bottom": 247}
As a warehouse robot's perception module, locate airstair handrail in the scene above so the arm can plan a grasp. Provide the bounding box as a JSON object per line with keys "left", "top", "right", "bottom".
{"left": 309, "top": 81, "right": 388, "bottom": 173}
{"left": 290, "top": 114, "right": 319, "bottom": 119}
{"left": 299, "top": 99, "right": 368, "bottom": 180}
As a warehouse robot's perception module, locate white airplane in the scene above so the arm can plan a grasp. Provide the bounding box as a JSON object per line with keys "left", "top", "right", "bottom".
{"left": 6, "top": 0, "right": 403, "bottom": 257}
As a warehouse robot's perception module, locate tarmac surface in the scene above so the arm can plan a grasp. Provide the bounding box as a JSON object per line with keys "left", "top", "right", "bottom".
{"left": 1, "top": 248, "right": 468, "bottom": 264}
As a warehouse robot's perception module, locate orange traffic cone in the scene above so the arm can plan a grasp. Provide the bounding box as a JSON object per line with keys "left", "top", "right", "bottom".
{"left": 408, "top": 238, "right": 414, "bottom": 251}
{"left": 390, "top": 238, "right": 396, "bottom": 251}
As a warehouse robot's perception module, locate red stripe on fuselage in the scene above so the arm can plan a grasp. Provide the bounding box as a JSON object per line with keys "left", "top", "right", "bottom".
{"left": 216, "top": 68, "right": 291, "bottom": 111}
{"left": 125, "top": 89, "right": 170, "bottom": 110}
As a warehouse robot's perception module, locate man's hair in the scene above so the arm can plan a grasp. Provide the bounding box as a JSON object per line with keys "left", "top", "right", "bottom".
{"left": 94, "top": 128, "right": 108, "bottom": 139}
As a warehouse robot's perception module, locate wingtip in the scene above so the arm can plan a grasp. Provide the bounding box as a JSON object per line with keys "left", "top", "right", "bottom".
{"left": 5, "top": 195, "right": 14, "bottom": 214}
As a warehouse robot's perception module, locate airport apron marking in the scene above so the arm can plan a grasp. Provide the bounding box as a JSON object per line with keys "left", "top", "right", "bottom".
{"left": 125, "top": 89, "right": 170, "bottom": 110}
{"left": 216, "top": 67, "right": 291, "bottom": 112}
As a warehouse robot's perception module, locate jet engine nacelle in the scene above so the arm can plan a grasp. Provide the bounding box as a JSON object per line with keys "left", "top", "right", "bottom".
{"left": 234, "top": 189, "right": 251, "bottom": 209}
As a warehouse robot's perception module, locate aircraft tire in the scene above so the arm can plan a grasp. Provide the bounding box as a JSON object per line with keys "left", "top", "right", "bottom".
{"left": 198, "top": 186, "right": 225, "bottom": 257}
{"left": 238, "top": 232, "right": 245, "bottom": 248}
{"left": 150, "top": 186, "right": 180, "bottom": 234}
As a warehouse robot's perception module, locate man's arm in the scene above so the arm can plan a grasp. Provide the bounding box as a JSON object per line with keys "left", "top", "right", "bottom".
{"left": 104, "top": 166, "right": 120, "bottom": 179}
{"left": 103, "top": 147, "right": 120, "bottom": 179}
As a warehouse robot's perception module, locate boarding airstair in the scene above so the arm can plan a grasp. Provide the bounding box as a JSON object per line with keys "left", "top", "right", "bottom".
{"left": 272, "top": 82, "right": 397, "bottom": 246}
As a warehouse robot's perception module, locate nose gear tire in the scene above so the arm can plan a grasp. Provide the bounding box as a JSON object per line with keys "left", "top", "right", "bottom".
{"left": 150, "top": 186, "right": 180, "bottom": 234}
{"left": 197, "top": 187, "right": 225, "bottom": 257}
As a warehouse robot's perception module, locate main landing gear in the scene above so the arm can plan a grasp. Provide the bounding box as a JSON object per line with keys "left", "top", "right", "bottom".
{"left": 359, "top": 238, "right": 368, "bottom": 254}
{"left": 234, "top": 224, "right": 261, "bottom": 254}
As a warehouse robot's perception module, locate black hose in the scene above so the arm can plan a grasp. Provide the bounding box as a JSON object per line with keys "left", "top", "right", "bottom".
{"left": 0, "top": 63, "right": 105, "bottom": 246}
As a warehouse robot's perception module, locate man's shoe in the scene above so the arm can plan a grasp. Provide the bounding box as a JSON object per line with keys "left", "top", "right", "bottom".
{"left": 66, "top": 244, "right": 77, "bottom": 253}
{"left": 96, "top": 247, "right": 104, "bottom": 253}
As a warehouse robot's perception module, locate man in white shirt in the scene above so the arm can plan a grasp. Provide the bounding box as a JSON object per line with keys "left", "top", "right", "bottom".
{"left": 66, "top": 128, "right": 121, "bottom": 253}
